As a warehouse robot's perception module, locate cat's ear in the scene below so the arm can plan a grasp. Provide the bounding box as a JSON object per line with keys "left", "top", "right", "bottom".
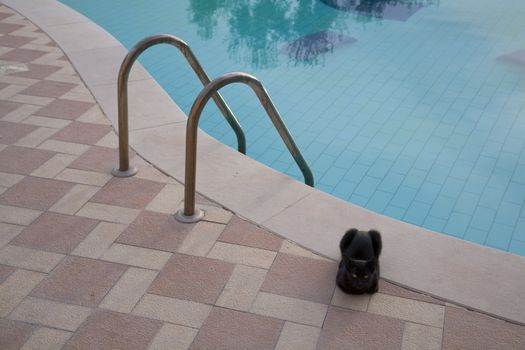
{"left": 368, "top": 230, "right": 382, "bottom": 257}
{"left": 340, "top": 228, "right": 358, "bottom": 252}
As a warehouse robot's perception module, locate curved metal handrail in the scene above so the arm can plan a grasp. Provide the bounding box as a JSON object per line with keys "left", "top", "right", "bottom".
{"left": 175, "top": 72, "right": 314, "bottom": 223}
{"left": 112, "top": 34, "right": 246, "bottom": 177}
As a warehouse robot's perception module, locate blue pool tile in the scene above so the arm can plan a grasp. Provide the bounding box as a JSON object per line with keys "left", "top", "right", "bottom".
{"left": 319, "top": 167, "right": 346, "bottom": 187}
{"left": 444, "top": 212, "right": 471, "bottom": 238}
{"left": 485, "top": 223, "right": 514, "bottom": 250}
{"left": 415, "top": 182, "right": 441, "bottom": 204}
{"left": 368, "top": 159, "right": 393, "bottom": 179}
{"left": 478, "top": 187, "right": 504, "bottom": 210}
{"left": 404, "top": 202, "right": 431, "bottom": 226}
{"left": 383, "top": 206, "right": 406, "bottom": 220}
{"left": 464, "top": 228, "right": 489, "bottom": 244}
{"left": 390, "top": 186, "right": 418, "bottom": 209}
{"left": 426, "top": 164, "right": 451, "bottom": 184}
{"left": 378, "top": 173, "right": 405, "bottom": 193}
{"left": 391, "top": 155, "right": 416, "bottom": 175}
{"left": 354, "top": 177, "right": 382, "bottom": 198}
{"left": 343, "top": 163, "right": 369, "bottom": 183}
{"left": 449, "top": 160, "right": 474, "bottom": 180}
{"left": 366, "top": 191, "right": 394, "bottom": 213}
{"left": 513, "top": 218, "right": 525, "bottom": 241}
{"left": 509, "top": 240, "right": 525, "bottom": 257}
{"left": 470, "top": 207, "right": 496, "bottom": 230}
{"left": 463, "top": 174, "right": 489, "bottom": 194}
{"left": 487, "top": 169, "right": 513, "bottom": 190}
{"left": 403, "top": 168, "right": 427, "bottom": 189}
{"left": 454, "top": 192, "right": 480, "bottom": 215}
{"left": 503, "top": 182, "right": 525, "bottom": 204}
{"left": 441, "top": 177, "right": 465, "bottom": 198}
{"left": 424, "top": 216, "right": 447, "bottom": 233}
{"left": 332, "top": 181, "right": 358, "bottom": 201}
{"left": 494, "top": 201, "right": 521, "bottom": 226}
{"left": 429, "top": 195, "right": 456, "bottom": 219}
{"left": 350, "top": 194, "right": 369, "bottom": 207}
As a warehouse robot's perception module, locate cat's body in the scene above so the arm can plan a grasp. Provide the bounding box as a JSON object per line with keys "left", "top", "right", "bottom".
{"left": 336, "top": 228, "right": 382, "bottom": 294}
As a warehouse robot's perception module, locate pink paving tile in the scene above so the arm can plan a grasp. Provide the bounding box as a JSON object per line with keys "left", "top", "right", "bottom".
{"left": 0, "top": 120, "right": 36, "bottom": 144}
{"left": 0, "top": 48, "right": 46, "bottom": 63}
{"left": 317, "top": 307, "right": 404, "bottom": 350}
{"left": 149, "top": 254, "right": 234, "bottom": 304}
{"left": 443, "top": 306, "right": 525, "bottom": 350}
{"left": 64, "top": 309, "right": 162, "bottom": 350}
{"left": 0, "top": 34, "right": 33, "bottom": 48}
{"left": 0, "top": 100, "right": 22, "bottom": 117}
{"left": 31, "top": 256, "right": 127, "bottom": 307}
{"left": 219, "top": 216, "right": 283, "bottom": 251}
{"left": 69, "top": 146, "right": 128, "bottom": 173}
{"left": 0, "top": 176, "right": 73, "bottom": 210}
{"left": 261, "top": 253, "right": 338, "bottom": 304}
{"left": 379, "top": 279, "right": 444, "bottom": 305}
{"left": 0, "top": 264, "right": 16, "bottom": 283}
{"left": 90, "top": 177, "right": 164, "bottom": 209}
{"left": 12, "top": 63, "right": 61, "bottom": 80}
{"left": 11, "top": 212, "right": 99, "bottom": 254}
{"left": 20, "top": 80, "right": 77, "bottom": 99}
{"left": 0, "top": 12, "right": 13, "bottom": 21}
{"left": 52, "top": 122, "right": 112, "bottom": 145}
{"left": 117, "top": 211, "right": 194, "bottom": 252}
{"left": 35, "top": 99, "right": 94, "bottom": 120}
{"left": 0, "top": 319, "right": 36, "bottom": 350}
{"left": 191, "top": 307, "right": 283, "bottom": 350}
{"left": 0, "top": 146, "right": 55, "bottom": 175}
{"left": 0, "top": 23, "right": 23, "bottom": 34}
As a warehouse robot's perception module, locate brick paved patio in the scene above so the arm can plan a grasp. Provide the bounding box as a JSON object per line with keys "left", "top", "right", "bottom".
{"left": 0, "top": 5, "right": 524, "bottom": 349}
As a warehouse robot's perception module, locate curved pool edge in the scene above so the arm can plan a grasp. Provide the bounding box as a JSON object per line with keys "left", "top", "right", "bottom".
{"left": 6, "top": 0, "right": 524, "bottom": 324}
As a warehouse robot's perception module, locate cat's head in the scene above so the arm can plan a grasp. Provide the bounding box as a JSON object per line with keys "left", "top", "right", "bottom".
{"left": 342, "top": 258, "right": 377, "bottom": 286}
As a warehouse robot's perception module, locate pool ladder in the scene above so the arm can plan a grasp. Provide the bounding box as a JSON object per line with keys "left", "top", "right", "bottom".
{"left": 112, "top": 34, "right": 313, "bottom": 223}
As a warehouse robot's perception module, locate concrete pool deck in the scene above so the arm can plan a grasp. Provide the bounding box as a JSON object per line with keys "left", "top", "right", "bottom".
{"left": 0, "top": 1, "right": 524, "bottom": 348}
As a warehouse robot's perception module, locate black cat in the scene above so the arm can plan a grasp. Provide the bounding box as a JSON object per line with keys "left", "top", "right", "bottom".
{"left": 336, "top": 228, "right": 382, "bottom": 294}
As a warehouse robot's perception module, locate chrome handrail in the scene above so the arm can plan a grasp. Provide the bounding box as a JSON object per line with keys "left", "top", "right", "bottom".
{"left": 175, "top": 72, "right": 314, "bottom": 223}
{"left": 112, "top": 34, "right": 246, "bottom": 177}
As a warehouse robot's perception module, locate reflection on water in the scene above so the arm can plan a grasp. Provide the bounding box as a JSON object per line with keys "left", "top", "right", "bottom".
{"left": 320, "top": 0, "right": 437, "bottom": 21}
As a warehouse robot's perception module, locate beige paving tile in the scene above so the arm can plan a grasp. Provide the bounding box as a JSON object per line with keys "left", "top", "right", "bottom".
{"left": 2, "top": 103, "right": 40, "bottom": 123}
{"left": 0, "top": 269, "right": 46, "bottom": 316}
{"left": 368, "top": 293, "right": 445, "bottom": 328}
{"left": 275, "top": 322, "right": 321, "bottom": 350}
{"left": 0, "top": 76, "right": 38, "bottom": 86}
{"left": 49, "top": 184, "right": 99, "bottom": 215}
{"left": 11, "top": 94, "right": 54, "bottom": 106}
{"left": 145, "top": 183, "right": 184, "bottom": 214}
{"left": 0, "top": 222, "right": 23, "bottom": 248}
{"left": 401, "top": 322, "right": 442, "bottom": 350}
{"left": 38, "top": 139, "right": 89, "bottom": 155}
{"left": 20, "top": 327, "right": 72, "bottom": 350}
{"left": 9, "top": 297, "right": 91, "bottom": 331}
{"left": 134, "top": 165, "right": 174, "bottom": 183}
{"left": 101, "top": 243, "right": 171, "bottom": 270}
{"left": 0, "top": 84, "right": 26, "bottom": 101}
{"left": 0, "top": 186, "right": 6, "bottom": 195}
{"left": 55, "top": 168, "right": 111, "bottom": 186}
{"left": 207, "top": 242, "right": 276, "bottom": 269}
{"left": 71, "top": 222, "right": 125, "bottom": 259}
{"left": 177, "top": 221, "right": 225, "bottom": 257}
{"left": 0, "top": 171, "right": 23, "bottom": 187}
{"left": 76, "top": 202, "right": 140, "bottom": 224}
{"left": 0, "top": 204, "right": 42, "bottom": 226}
{"left": 201, "top": 205, "right": 233, "bottom": 224}
{"left": 75, "top": 105, "right": 110, "bottom": 125}
{"left": 148, "top": 323, "right": 198, "bottom": 350}
{"left": 331, "top": 288, "right": 370, "bottom": 312}
{"left": 250, "top": 292, "right": 328, "bottom": 327}
{"left": 216, "top": 264, "right": 267, "bottom": 311}
{"left": 100, "top": 267, "right": 158, "bottom": 313}
{"left": 30, "top": 153, "right": 76, "bottom": 178}
{"left": 279, "top": 240, "right": 331, "bottom": 261}
{"left": 14, "top": 127, "right": 58, "bottom": 148}
{"left": 94, "top": 131, "right": 117, "bottom": 148}
{"left": 0, "top": 245, "right": 64, "bottom": 273}
{"left": 132, "top": 293, "right": 211, "bottom": 328}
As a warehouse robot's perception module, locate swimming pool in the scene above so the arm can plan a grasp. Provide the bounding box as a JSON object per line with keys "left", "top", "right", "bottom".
{"left": 60, "top": 0, "right": 525, "bottom": 256}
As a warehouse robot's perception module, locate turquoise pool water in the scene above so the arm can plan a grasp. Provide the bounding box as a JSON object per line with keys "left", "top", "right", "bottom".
{"left": 60, "top": 0, "right": 525, "bottom": 256}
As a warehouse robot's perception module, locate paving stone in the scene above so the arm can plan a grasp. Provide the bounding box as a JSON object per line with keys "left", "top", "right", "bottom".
{"left": 71, "top": 222, "right": 125, "bottom": 259}
{"left": 20, "top": 327, "right": 72, "bottom": 350}
{"left": 442, "top": 306, "right": 525, "bottom": 350}
{"left": 91, "top": 177, "right": 164, "bottom": 209}
{"left": 35, "top": 99, "right": 94, "bottom": 120}
{"left": 101, "top": 243, "right": 171, "bottom": 270}
{"left": 401, "top": 322, "right": 442, "bottom": 350}
{"left": 207, "top": 242, "right": 276, "bottom": 269}
{"left": 49, "top": 184, "right": 99, "bottom": 215}
{"left": 14, "top": 127, "right": 58, "bottom": 148}
{"left": 10, "top": 94, "right": 54, "bottom": 106}
{"left": 69, "top": 146, "right": 123, "bottom": 173}
{"left": 132, "top": 293, "right": 211, "bottom": 328}
{"left": 250, "top": 292, "right": 327, "bottom": 327}
{"left": 31, "top": 255, "right": 126, "bottom": 307}
{"left": 0, "top": 145, "right": 54, "bottom": 175}
{"left": 134, "top": 165, "right": 175, "bottom": 183}
{"left": 55, "top": 168, "right": 111, "bottom": 186}
{"left": 219, "top": 216, "right": 283, "bottom": 251}
{"left": 191, "top": 307, "right": 282, "bottom": 350}
{"left": 22, "top": 115, "right": 71, "bottom": 129}
{"left": 0, "top": 176, "right": 73, "bottom": 210}
{"left": 378, "top": 279, "right": 444, "bottom": 305}
{"left": 0, "top": 318, "right": 35, "bottom": 350}
{"left": 368, "top": 293, "right": 445, "bottom": 327}
{"left": 261, "top": 253, "right": 338, "bottom": 304}
{"left": 63, "top": 309, "right": 162, "bottom": 350}
{"left": 20, "top": 80, "right": 76, "bottom": 98}
{"left": 278, "top": 241, "right": 330, "bottom": 261}
{"left": 0, "top": 171, "right": 23, "bottom": 187}
{"left": 100, "top": 267, "right": 158, "bottom": 313}
{"left": 331, "top": 287, "right": 370, "bottom": 311}
{"left": 0, "top": 99, "right": 22, "bottom": 118}
{"left": 76, "top": 202, "right": 140, "bottom": 224}
{"left": 0, "top": 222, "right": 22, "bottom": 249}
{"left": 148, "top": 323, "right": 198, "bottom": 350}
{"left": 38, "top": 139, "right": 90, "bottom": 155}
{"left": 201, "top": 205, "right": 233, "bottom": 224}
{"left": 51, "top": 121, "right": 112, "bottom": 145}
{"left": 0, "top": 245, "right": 63, "bottom": 272}
{"left": 216, "top": 265, "right": 267, "bottom": 311}
{"left": 145, "top": 183, "right": 184, "bottom": 214}
{"left": 0, "top": 34, "right": 32, "bottom": 48}
{"left": 317, "top": 307, "right": 404, "bottom": 350}
{"left": 117, "top": 211, "right": 193, "bottom": 252}
{"left": 0, "top": 263, "right": 15, "bottom": 283}
{"left": 30, "top": 153, "right": 76, "bottom": 178}
{"left": 0, "top": 120, "right": 36, "bottom": 144}
{"left": 75, "top": 105, "right": 109, "bottom": 125}
{"left": 0, "top": 269, "right": 46, "bottom": 316}
{"left": 274, "top": 322, "right": 321, "bottom": 350}
{"left": 177, "top": 221, "right": 226, "bottom": 257}
{"left": 0, "top": 204, "right": 42, "bottom": 226}
{"left": 95, "top": 130, "right": 118, "bottom": 148}
{"left": 11, "top": 63, "right": 61, "bottom": 80}
{"left": 0, "top": 48, "right": 45, "bottom": 62}
{"left": 11, "top": 212, "right": 98, "bottom": 254}
{"left": 9, "top": 297, "right": 91, "bottom": 331}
